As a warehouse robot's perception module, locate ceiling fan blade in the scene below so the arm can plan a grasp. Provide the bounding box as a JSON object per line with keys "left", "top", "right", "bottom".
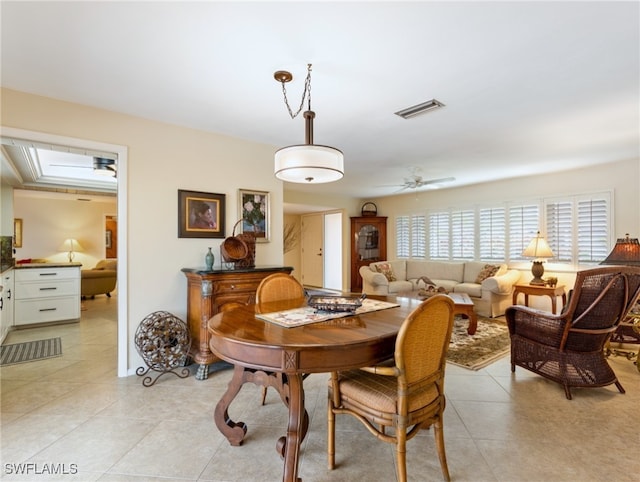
{"left": 420, "top": 177, "right": 455, "bottom": 185}
{"left": 50, "top": 164, "right": 93, "bottom": 169}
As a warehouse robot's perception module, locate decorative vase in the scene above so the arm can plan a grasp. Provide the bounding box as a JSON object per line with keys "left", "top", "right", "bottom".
{"left": 205, "top": 247, "right": 214, "bottom": 270}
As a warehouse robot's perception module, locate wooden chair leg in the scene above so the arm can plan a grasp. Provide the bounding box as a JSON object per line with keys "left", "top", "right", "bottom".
{"left": 434, "top": 418, "right": 451, "bottom": 482}
{"left": 396, "top": 428, "right": 407, "bottom": 482}
{"left": 260, "top": 386, "right": 268, "bottom": 405}
{"left": 327, "top": 399, "right": 336, "bottom": 469}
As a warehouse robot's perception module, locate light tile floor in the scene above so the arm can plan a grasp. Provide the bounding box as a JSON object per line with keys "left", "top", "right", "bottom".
{"left": 1, "top": 294, "right": 639, "bottom": 481}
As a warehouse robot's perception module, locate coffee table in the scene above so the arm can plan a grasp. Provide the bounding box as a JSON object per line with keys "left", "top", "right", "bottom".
{"left": 447, "top": 292, "right": 478, "bottom": 335}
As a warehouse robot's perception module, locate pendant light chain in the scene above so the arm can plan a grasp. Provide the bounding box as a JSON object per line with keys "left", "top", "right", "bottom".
{"left": 279, "top": 64, "right": 313, "bottom": 119}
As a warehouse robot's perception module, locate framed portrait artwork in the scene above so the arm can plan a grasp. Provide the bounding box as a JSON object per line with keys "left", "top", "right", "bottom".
{"left": 178, "top": 190, "right": 226, "bottom": 238}
{"left": 238, "top": 189, "right": 270, "bottom": 242}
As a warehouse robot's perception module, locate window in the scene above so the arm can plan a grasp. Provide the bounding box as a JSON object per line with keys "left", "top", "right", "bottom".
{"left": 546, "top": 193, "right": 610, "bottom": 264}
{"left": 546, "top": 201, "right": 573, "bottom": 262}
{"left": 411, "top": 214, "right": 426, "bottom": 258}
{"left": 479, "top": 207, "right": 505, "bottom": 261}
{"left": 451, "top": 210, "right": 475, "bottom": 259}
{"left": 394, "top": 191, "right": 610, "bottom": 266}
{"left": 429, "top": 212, "right": 450, "bottom": 260}
{"left": 577, "top": 198, "right": 609, "bottom": 263}
{"left": 395, "top": 214, "right": 426, "bottom": 258}
{"left": 396, "top": 216, "right": 409, "bottom": 258}
{"left": 509, "top": 204, "right": 540, "bottom": 260}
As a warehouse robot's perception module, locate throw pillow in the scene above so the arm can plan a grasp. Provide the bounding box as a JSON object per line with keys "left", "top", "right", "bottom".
{"left": 475, "top": 264, "right": 500, "bottom": 283}
{"left": 374, "top": 262, "right": 397, "bottom": 282}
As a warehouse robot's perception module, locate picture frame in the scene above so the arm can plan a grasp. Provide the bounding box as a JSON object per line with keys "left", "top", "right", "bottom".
{"left": 178, "top": 190, "right": 226, "bottom": 238}
{"left": 13, "top": 218, "right": 23, "bottom": 248}
{"left": 238, "top": 189, "right": 270, "bottom": 243}
{"left": 105, "top": 229, "right": 112, "bottom": 248}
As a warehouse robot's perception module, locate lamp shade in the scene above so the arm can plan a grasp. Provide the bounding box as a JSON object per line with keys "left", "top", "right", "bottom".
{"left": 522, "top": 232, "right": 554, "bottom": 259}
{"left": 600, "top": 234, "right": 640, "bottom": 266}
{"left": 59, "top": 238, "right": 83, "bottom": 262}
{"left": 274, "top": 144, "right": 344, "bottom": 183}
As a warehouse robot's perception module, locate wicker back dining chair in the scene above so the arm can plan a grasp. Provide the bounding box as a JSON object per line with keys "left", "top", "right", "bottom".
{"left": 255, "top": 272, "right": 306, "bottom": 304}
{"left": 506, "top": 266, "right": 640, "bottom": 399}
{"left": 328, "top": 294, "right": 455, "bottom": 482}
{"left": 255, "top": 273, "right": 306, "bottom": 404}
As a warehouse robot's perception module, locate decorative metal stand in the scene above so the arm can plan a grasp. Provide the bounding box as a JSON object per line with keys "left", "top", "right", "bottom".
{"left": 135, "top": 311, "right": 191, "bottom": 387}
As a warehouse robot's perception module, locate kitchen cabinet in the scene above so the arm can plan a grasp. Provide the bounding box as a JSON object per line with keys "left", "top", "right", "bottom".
{"left": 14, "top": 264, "right": 81, "bottom": 326}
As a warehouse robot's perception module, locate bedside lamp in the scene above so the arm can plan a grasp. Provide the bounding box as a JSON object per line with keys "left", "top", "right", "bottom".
{"left": 599, "top": 234, "right": 640, "bottom": 266}
{"left": 522, "top": 231, "right": 554, "bottom": 285}
{"left": 59, "top": 238, "right": 84, "bottom": 262}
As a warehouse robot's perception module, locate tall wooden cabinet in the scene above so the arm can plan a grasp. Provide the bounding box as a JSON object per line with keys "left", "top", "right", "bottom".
{"left": 350, "top": 216, "right": 387, "bottom": 292}
{"left": 181, "top": 265, "right": 293, "bottom": 380}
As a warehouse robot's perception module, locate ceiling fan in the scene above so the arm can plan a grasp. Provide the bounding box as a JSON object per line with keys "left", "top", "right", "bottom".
{"left": 50, "top": 156, "right": 117, "bottom": 177}
{"left": 381, "top": 170, "right": 455, "bottom": 192}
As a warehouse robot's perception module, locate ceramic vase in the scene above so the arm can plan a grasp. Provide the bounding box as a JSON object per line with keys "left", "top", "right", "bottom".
{"left": 205, "top": 247, "right": 214, "bottom": 270}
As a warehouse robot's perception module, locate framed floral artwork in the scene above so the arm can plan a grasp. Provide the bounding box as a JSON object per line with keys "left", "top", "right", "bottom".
{"left": 238, "top": 189, "right": 270, "bottom": 242}
{"left": 178, "top": 189, "right": 226, "bottom": 238}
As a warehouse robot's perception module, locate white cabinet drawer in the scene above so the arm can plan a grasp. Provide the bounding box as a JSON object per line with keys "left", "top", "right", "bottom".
{"left": 15, "top": 279, "right": 79, "bottom": 299}
{"left": 15, "top": 296, "right": 80, "bottom": 325}
{"left": 16, "top": 267, "right": 80, "bottom": 282}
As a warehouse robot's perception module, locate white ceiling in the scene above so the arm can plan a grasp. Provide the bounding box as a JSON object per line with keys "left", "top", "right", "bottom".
{"left": 1, "top": 1, "right": 638, "bottom": 198}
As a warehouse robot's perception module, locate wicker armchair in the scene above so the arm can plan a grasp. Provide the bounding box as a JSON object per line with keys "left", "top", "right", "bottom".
{"left": 254, "top": 273, "right": 306, "bottom": 404}
{"left": 506, "top": 266, "right": 640, "bottom": 399}
{"left": 328, "top": 295, "right": 455, "bottom": 482}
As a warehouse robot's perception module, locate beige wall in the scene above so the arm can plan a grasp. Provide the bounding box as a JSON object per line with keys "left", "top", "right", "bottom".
{"left": 1, "top": 88, "right": 289, "bottom": 374}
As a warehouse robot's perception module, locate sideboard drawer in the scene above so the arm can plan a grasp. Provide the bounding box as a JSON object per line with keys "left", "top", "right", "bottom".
{"left": 213, "top": 279, "right": 260, "bottom": 294}
{"left": 15, "top": 279, "right": 79, "bottom": 300}
{"left": 15, "top": 296, "right": 80, "bottom": 325}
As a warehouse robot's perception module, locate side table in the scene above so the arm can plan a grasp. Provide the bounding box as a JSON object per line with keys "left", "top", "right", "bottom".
{"left": 512, "top": 284, "right": 566, "bottom": 314}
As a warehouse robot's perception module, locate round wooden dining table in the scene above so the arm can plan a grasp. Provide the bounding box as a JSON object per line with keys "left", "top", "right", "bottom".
{"left": 207, "top": 295, "right": 420, "bottom": 482}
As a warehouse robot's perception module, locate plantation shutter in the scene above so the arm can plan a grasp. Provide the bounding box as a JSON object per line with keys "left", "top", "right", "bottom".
{"left": 396, "top": 216, "right": 410, "bottom": 258}
{"left": 546, "top": 201, "right": 573, "bottom": 262}
{"left": 577, "top": 198, "right": 609, "bottom": 263}
{"left": 411, "top": 214, "right": 426, "bottom": 258}
{"left": 451, "top": 209, "right": 475, "bottom": 260}
{"left": 509, "top": 204, "right": 539, "bottom": 261}
{"left": 479, "top": 207, "right": 506, "bottom": 261}
{"left": 429, "top": 212, "right": 450, "bottom": 260}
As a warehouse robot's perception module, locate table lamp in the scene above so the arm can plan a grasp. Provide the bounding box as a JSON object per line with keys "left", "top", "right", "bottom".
{"left": 522, "top": 231, "right": 554, "bottom": 285}
{"left": 59, "top": 238, "right": 83, "bottom": 262}
{"left": 599, "top": 234, "right": 640, "bottom": 266}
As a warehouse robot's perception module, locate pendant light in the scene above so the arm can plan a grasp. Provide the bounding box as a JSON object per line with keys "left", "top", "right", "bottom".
{"left": 273, "top": 64, "right": 344, "bottom": 183}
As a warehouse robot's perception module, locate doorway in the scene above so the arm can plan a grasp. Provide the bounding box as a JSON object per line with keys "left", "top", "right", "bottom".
{"left": 1, "top": 126, "right": 129, "bottom": 376}
{"left": 300, "top": 211, "right": 343, "bottom": 290}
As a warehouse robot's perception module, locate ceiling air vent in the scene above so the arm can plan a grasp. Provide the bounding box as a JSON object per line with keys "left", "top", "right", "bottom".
{"left": 394, "top": 99, "right": 445, "bottom": 119}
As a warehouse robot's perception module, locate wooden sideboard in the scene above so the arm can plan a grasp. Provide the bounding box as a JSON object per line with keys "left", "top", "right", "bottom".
{"left": 181, "top": 265, "right": 293, "bottom": 379}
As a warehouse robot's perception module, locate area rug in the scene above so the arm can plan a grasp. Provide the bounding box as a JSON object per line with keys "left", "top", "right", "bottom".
{"left": 0, "top": 337, "right": 62, "bottom": 366}
{"left": 446, "top": 316, "right": 510, "bottom": 370}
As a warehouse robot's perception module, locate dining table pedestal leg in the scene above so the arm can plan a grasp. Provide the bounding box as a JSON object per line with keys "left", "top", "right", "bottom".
{"left": 213, "top": 365, "right": 308, "bottom": 482}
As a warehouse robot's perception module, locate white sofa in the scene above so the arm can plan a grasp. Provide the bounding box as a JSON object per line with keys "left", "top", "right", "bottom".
{"left": 360, "top": 260, "right": 522, "bottom": 318}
